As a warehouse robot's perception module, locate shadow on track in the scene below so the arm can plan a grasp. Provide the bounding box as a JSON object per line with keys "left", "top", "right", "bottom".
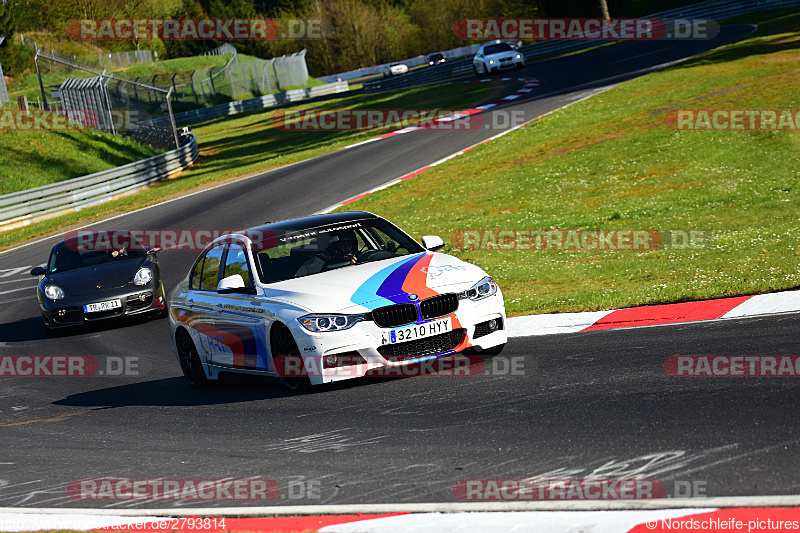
{"left": 0, "top": 313, "right": 168, "bottom": 343}
{"left": 50, "top": 356, "right": 497, "bottom": 408}
{"left": 53, "top": 377, "right": 296, "bottom": 408}
{"left": 0, "top": 316, "right": 50, "bottom": 342}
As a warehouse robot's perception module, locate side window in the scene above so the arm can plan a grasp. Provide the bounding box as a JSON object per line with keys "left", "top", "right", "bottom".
{"left": 200, "top": 245, "right": 224, "bottom": 291}
{"left": 189, "top": 255, "right": 204, "bottom": 289}
{"left": 222, "top": 244, "right": 253, "bottom": 290}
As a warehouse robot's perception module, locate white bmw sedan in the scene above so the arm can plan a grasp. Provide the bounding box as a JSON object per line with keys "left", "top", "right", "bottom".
{"left": 473, "top": 40, "right": 525, "bottom": 75}
{"left": 168, "top": 212, "right": 506, "bottom": 392}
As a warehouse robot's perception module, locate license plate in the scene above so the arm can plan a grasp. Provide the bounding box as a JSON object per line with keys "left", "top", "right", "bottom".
{"left": 83, "top": 299, "right": 122, "bottom": 313}
{"left": 390, "top": 318, "right": 451, "bottom": 344}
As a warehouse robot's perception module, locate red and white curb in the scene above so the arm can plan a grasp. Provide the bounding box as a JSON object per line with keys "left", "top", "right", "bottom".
{"left": 505, "top": 289, "right": 800, "bottom": 338}
{"left": 343, "top": 78, "right": 540, "bottom": 149}
{"left": 3, "top": 507, "right": 800, "bottom": 532}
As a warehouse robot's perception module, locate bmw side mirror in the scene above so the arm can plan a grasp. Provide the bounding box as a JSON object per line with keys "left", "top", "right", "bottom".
{"left": 421, "top": 235, "right": 445, "bottom": 252}
{"left": 146, "top": 246, "right": 163, "bottom": 254}
{"left": 30, "top": 266, "right": 46, "bottom": 276}
{"left": 217, "top": 274, "right": 247, "bottom": 294}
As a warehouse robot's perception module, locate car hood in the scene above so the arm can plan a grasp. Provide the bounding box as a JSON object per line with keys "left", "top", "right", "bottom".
{"left": 48, "top": 258, "right": 146, "bottom": 296}
{"left": 485, "top": 50, "right": 519, "bottom": 61}
{"left": 262, "top": 252, "right": 486, "bottom": 313}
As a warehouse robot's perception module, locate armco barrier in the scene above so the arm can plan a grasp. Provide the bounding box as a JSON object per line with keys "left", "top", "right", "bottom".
{"left": 363, "top": 61, "right": 474, "bottom": 92}
{"left": 0, "top": 132, "right": 199, "bottom": 232}
{"left": 138, "top": 81, "right": 349, "bottom": 128}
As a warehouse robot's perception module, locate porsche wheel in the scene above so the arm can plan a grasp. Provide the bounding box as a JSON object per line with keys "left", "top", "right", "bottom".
{"left": 177, "top": 329, "right": 209, "bottom": 388}
{"left": 271, "top": 323, "right": 311, "bottom": 394}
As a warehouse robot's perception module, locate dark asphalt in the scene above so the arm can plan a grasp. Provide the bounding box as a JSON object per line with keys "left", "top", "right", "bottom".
{"left": 2, "top": 25, "right": 791, "bottom": 510}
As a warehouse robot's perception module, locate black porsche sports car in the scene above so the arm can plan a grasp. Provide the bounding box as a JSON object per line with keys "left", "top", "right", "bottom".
{"left": 30, "top": 230, "right": 167, "bottom": 331}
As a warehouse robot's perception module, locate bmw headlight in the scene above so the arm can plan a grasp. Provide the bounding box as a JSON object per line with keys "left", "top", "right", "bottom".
{"left": 489, "top": 60, "right": 495, "bottom": 64}
{"left": 133, "top": 267, "right": 153, "bottom": 286}
{"left": 516, "top": 54, "right": 521, "bottom": 59}
{"left": 458, "top": 276, "right": 498, "bottom": 301}
{"left": 44, "top": 284, "right": 65, "bottom": 301}
{"left": 298, "top": 314, "right": 365, "bottom": 332}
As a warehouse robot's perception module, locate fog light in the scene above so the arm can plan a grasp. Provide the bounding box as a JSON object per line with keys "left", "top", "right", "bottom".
{"left": 323, "top": 355, "right": 338, "bottom": 368}
{"left": 57, "top": 309, "right": 66, "bottom": 317}
{"left": 488, "top": 318, "right": 499, "bottom": 332}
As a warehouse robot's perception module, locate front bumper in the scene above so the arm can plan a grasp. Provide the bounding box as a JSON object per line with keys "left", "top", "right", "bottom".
{"left": 41, "top": 282, "right": 166, "bottom": 328}
{"left": 288, "top": 290, "right": 507, "bottom": 385}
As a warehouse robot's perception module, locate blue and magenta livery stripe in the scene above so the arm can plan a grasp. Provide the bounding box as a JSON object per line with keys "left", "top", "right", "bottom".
{"left": 351, "top": 253, "right": 436, "bottom": 310}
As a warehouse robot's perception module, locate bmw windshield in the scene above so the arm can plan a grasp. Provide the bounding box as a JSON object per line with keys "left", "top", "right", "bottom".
{"left": 254, "top": 219, "right": 425, "bottom": 284}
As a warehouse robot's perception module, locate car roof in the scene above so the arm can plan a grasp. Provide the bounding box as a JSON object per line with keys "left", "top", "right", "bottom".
{"left": 244, "top": 211, "right": 380, "bottom": 237}
{"left": 53, "top": 230, "right": 139, "bottom": 251}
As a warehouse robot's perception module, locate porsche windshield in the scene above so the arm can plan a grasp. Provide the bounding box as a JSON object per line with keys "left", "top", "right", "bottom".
{"left": 255, "top": 219, "right": 426, "bottom": 283}
{"left": 48, "top": 243, "right": 146, "bottom": 273}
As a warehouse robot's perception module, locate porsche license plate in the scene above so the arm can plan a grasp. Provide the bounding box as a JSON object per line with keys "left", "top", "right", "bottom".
{"left": 83, "top": 299, "right": 122, "bottom": 313}
{"left": 391, "top": 318, "right": 451, "bottom": 344}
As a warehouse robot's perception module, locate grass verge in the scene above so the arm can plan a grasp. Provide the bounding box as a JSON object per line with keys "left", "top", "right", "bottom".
{"left": 335, "top": 10, "right": 800, "bottom": 316}
{"left": 0, "top": 127, "right": 159, "bottom": 194}
{"left": 0, "top": 80, "right": 492, "bottom": 250}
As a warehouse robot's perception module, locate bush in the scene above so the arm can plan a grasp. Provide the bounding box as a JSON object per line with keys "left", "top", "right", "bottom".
{"left": 0, "top": 44, "right": 35, "bottom": 77}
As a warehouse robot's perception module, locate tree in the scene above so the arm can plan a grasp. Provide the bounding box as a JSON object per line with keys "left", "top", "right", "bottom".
{"left": 598, "top": 0, "right": 610, "bottom": 21}
{"left": 0, "top": 0, "right": 16, "bottom": 47}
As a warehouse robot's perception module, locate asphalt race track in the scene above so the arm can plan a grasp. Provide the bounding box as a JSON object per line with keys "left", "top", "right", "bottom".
{"left": 4, "top": 25, "right": 797, "bottom": 509}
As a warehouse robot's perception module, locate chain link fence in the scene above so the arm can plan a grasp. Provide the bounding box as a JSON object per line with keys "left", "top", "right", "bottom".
{"left": 174, "top": 46, "right": 309, "bottom": 105}
{"left": 19, "top": 34, "right": 155, "bottom": 69}
{"left": 33, "top": 51, "right": 179, "bottom": 150}
{"left": 98, "top": 50, "right": 155, "bottom": 68}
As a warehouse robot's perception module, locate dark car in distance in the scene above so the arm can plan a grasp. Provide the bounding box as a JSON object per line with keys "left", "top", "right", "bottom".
{"left": 428, "top": 53, "right": 446, "bottom": 66}
{"left": 30, "top": 230, "right": 167, "bottom": 332}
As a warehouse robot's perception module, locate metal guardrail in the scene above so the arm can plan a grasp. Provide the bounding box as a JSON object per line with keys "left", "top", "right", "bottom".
{"left": 319, "top": 44, "right": 483, "bottom": 83}
{"left": 363, "top": 61, "right": 474, "bottom": 92}
{"left": 137, "top": 81, "right": 350, "bottom": 128}
{"left": 0, "top": 132, "right": 199, "bottom": 231}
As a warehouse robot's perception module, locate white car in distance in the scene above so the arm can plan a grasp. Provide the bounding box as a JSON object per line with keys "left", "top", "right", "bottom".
{"left": 473, "top": 41, "right": 525, "bottom": 75}
{"left": 383, "top": 63, "right": 409, "bottom": 77}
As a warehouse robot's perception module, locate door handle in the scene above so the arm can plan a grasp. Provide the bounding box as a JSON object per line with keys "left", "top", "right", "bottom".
{"left": 186, "top": 298, "right": 194, "bottom": 306}
{"left": 215, "top": 303, "right": 224, "bottom": 312}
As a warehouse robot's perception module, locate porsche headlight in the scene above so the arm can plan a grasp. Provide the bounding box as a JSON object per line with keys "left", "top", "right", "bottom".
{"left": 44, "top": 284, "right": 65, "bottom": 301}
{"left": 458, "top": 276, "right": 498, "bottom": 301}
{"left": 133, "top": 267, "right": 153, "bottom": 286}
{"left": 298, "top": 314, "right": 365, "bottom": 332}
